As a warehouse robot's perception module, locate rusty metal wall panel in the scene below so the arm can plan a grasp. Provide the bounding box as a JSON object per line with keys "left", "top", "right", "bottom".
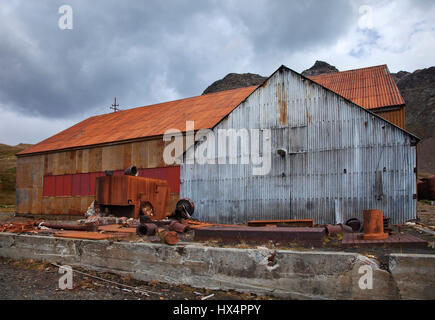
{"left": 54, "top": 175, "right": 64, "bottom": 197}
{"left": 373, "top": 108, "right": 405, "bottom": 129}
{"left": 43, "top": 176, "right": 55, "bottom": 197}
{"left": 102, "top": 145, "right": 124, "bottom": 171}
{"left": 71, "top": 174, "right": 81, "bottom": 196}
{"left": 88, "top": 148, "right": 102, "bottom": 172}
{"left": 81, "top": 149, "right": 90, "bottom": 173}
{"left": 75, "top": 150, "right": 83, "bottom": 173}
{"left": 16, "top": 155, "right": 44, "bottom": 214}
{"left": 89, "top": 172, "right": 104, "bottom": 196}
{"left": 79, "top": 173, "right": 90, "bottom": 196}
{"left": 181, "top": 67, "right": 417, "bottom": 225}
{"left": 63, "top": 174, "right": 72, "bottom": 196}
{"left": 139, "top": 166, "right": 180, "bottom": 193}
{"left": 64, "top": 151, "right": 76, "bottom": 174}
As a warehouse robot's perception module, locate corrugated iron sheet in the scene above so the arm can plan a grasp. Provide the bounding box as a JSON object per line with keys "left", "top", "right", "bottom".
{"left": 18, "top": 86, "right": 258, "bottom": 155}
{"left": 181, "top": 66, "right": 417, "bottom": 225}
{"left": 309, "top": 65, "right": 405, "bottom": 110}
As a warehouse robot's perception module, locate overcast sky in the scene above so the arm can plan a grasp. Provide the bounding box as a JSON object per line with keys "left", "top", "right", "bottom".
{"left": 0, "top": 0, "right": 434, "bottom": 145}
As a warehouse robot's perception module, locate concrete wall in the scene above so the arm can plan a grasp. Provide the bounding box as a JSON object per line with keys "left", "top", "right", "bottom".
{"left": 16, "top": 137, "right": 179, "bottom": 216}
{"left": 0, "top": 233, "right": 433, "bottom": 300}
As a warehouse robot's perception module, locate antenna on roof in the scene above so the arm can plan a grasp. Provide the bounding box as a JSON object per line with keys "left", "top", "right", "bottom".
{"left": 110, "top": 97, "right": 122, "bottom": 112}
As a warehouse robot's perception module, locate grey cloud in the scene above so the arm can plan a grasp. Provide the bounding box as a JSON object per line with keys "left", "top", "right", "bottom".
{"left": 0, "top": 0, "right": 423, "bottom": 125}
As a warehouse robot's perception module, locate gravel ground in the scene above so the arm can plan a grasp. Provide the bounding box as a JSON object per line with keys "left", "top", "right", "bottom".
{"left": 0, "top": 257, "right": 274, "bottom": 300}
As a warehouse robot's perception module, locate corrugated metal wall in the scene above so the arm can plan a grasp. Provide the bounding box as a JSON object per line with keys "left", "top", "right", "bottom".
{"left": 181, "top": 67, "right": 417, "bottom": 224}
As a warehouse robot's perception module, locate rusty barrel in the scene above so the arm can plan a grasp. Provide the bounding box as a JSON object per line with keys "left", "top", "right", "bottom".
{"left": 363, "top": 209, "right": 388, "bottom": 240}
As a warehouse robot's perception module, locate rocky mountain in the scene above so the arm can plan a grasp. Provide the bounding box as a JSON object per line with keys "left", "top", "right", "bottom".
{"left": 301, "top": 60, "right": 339, "bottom": 77}
{"left": 391, "top": 67, "right": 435, "bottom": 176}
{"left": 391, "top": 67, "right": 435, "bottom": 139}
{"left": 202, "top": 73, "right": 267, "bottom": 95}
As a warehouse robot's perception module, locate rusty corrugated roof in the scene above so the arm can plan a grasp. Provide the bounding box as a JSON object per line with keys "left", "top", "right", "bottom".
{"left": 309, "top": 65, "right": 405, "bottom": 110}
{"left": 18, "top": 86, "right": 258, "bottom": 155}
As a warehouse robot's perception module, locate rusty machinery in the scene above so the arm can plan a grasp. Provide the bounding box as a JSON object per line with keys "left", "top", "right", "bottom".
{"left": 95, "top": 166, "right": 171, "bottom": 220}
{"left": 95, "top": 166, "right": 195, "bottom": 222}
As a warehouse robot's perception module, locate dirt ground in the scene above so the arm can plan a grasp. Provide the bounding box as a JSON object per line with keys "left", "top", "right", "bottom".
{"left": 0, "top": 257, "right": 275, "bottom": 300}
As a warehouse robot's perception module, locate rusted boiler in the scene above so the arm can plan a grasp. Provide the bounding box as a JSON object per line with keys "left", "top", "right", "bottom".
{"left": 95, "top": 171, "right": 170, "bottom": 220}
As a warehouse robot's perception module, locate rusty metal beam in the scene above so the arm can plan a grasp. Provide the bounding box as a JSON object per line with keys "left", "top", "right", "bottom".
{"left": 248, "top": 219, "right": 314, "bottom": 227}
{"left": 194, "top": 226, "right": 325, "bottom": 246}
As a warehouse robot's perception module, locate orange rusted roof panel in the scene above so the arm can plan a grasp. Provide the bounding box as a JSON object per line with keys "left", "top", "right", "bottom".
{"left": 19, "top": 86, "right": 258, "bottom": 155}
{"left": 309, "top": 65, "right": 405, "bottom": 110}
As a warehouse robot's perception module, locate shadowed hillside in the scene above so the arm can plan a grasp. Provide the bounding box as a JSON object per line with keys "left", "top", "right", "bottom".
{"left": 0, "top": 143, "right": 32, "bottom": 206}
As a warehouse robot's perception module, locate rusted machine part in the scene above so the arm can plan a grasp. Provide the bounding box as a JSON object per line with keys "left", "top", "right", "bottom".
{"left": 340, "top": 224, "right": 353, "bottom": 233}
{"left": 140, "top": 201, "right": 155, "bottom": 220}
{"left": 249, "top": 219, "right": 314, "bottom": 228}
{"left": 40, "top": 222, "right": 97, "bottom": 232}
{"left": 345, "top": 218, "right": 362, "bottom": 232}
{"left": 124, "top": 166, "right": 138, "bottom": 176}
{"left": 160, "top": 230, "right": 179, "bottom": 245}
{"left": 362, "top": 209, "right": 389, "bottom": 240}
{"left": 325, "top": 224, "right": 353, "bottom": 236}
{"left": 383, "top": 217, "right": 392, "bottom": 234}
{"left": 136, "top": 223, "right": 158, "bottom": 236}
{"left": 325, "top": 224, "right": 342, "bottom": 236}
{"left": 172, "top": 198, "right": 195, "bottom": 220}
{"left": 168, "top": 221, "right": 190, "bottom": 233}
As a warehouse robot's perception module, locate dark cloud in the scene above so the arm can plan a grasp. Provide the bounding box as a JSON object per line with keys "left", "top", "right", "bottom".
{"left": 0, "top": 0, "right": 357, "bottom": 120}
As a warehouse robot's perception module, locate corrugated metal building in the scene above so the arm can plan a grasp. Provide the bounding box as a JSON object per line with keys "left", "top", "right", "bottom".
{"left": 16, "top": 64, "right": 417, "bottom": 224}
{"left": 180, "top": 66, "right": 418, "bottom": 224}
{"left": 16, "top": 87, "right": 256, "bottom": 216}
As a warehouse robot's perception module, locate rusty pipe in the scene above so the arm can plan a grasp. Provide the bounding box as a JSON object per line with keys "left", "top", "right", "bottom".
{"left": 363, "top": 209, "right": 388, "bottom": 240}
{"left": 124, "top": 166, "right": 138, "bottom": 176}
{"left": 41, "top": 222, "right": 97, "bottom": 232}
{"left": 168, "top": 221, "right": 190, "bottom": 233}
{"left": 136, "top": 223, "right": 158, "bottom": 236}
{"left": 325, "top": 223, "right": 353, "bottom": 236}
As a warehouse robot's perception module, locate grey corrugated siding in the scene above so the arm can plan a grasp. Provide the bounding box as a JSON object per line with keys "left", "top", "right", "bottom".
{"left": 181, "top": 68, "right": 417, "bottom": 224}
